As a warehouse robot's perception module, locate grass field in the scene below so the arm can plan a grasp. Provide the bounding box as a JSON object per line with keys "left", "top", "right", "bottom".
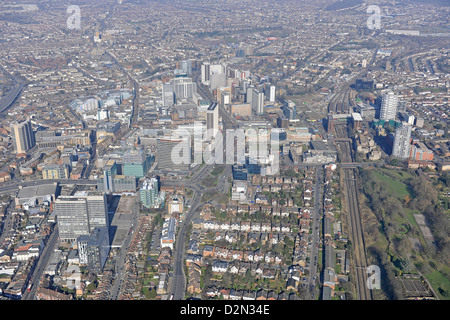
{"left": 425, "top": 266, "right": 450, "bottom": 299}
{"left": 372, "top": 170, "right": 411, "bottom": 201}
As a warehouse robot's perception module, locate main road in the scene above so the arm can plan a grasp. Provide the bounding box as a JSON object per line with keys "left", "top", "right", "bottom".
{"left": 21, "top": 225, "right": 60, "bottom": 300}
{"left": 0, "top": 63, "right": 26, "bottom": 114}
{"left": 167, "top": 162, "right": 215, "bottom": 300}
{"left": 168, "top": 73, "right": 237, "bottom": 299}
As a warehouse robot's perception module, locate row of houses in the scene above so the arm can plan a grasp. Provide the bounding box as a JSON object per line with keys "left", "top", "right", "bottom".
{"left": 0, "top": 259, "right": 35, "bottom": 299}
{"left": 221, "top": 203, "right": 299, "bottom": 216}
{"left": 155, "top": 247, "right": 172, "bottom": 295}
{"left": 210, "top": 260, "right": 280, "bottom": 280}
{"left": 322, "top": 163, "right": 349, "bottom": 300}
{"left": 187, "top": 246, "right": 284, "bottom": 265}
{"left": 205, "top": 286, "right": 300, "bottom": 300}
{"left": 258, "top": 175, "right": 301, "bottom": 185}
{"left": 192, "top": 219, "right": 293, "bottom": 233}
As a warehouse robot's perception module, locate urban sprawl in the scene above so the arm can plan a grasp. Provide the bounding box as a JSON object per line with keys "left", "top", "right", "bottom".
{"left": 0, "top": 0, "right": 449, "bottom": 302}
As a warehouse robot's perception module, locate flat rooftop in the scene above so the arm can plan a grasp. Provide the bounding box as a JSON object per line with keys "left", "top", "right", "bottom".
{"left": 207, "top": 102, "right": 218, "bottom": 111}
{"left": 109, "top": 195, "right": 136, "bottom": 248}
{"left": 17, "top": 183, "right": 58, "bottom": 199}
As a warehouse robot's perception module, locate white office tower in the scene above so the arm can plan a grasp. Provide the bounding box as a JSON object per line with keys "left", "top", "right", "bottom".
{"left": 55, "top": 197, "right": 90, "bottom": 242}
{"left": 210, "top": 63, "right": 225, "bottom": 74}
{"left": 380, "top": 91, "right": 398, "bottom": 121}
{"left": 220, "top": 91, "right": 231, "bottom": 107}
{"left": 162, "top": 77, "right": 196, "bottom": 106}
{"left": 206, "top": 102, "right": 219, "bottom": 141}
{"left": 55, "top": 193, "right": 108, "bottom": 242}
{"left": 246, "top": 86, "right": 254, "bottom": 104}
{"left": 234, "top": 70, "right": 250, "bottom": 80}
{"left": 201, "top": 62, "right": 211, "bottom": 85}
{"left": 251, "top": 88, "right": 264, "bottom": 115}
{"left": 172, "top": 77, "right": 196, "bottom": 101}
{"left": 268, "top": 85, "right": 276, "bottom": 102}
{"left": 210, "top": 72, "right": 226, "bottom": 92}
{"left": 97, "top": 109, "right": 109, "bottom": 121}
{"left": 392, "top": 123, "right": 412, "bottom": 159}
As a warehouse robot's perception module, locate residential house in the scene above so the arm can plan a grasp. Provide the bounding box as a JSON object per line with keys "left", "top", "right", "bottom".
{"left": 240, "top": 221, "right": 251, "bottom": 232}
{"left": 228, "top": 250, "right": 243, "bottom": 261}
{"left": 261, "top": 222, "right": 271, "bottom": 232}
{"left": 278, "top": 291, "right": 288, "bottom": 300}
{"left": 214, "top": 247, "right": 228, "bottom": 260}
{"left": 225, "top": 231, "right": 238, "bottom": 244}
{"left": 230, "top": 221, "right": 241, "bottom": 231}
{"left": 220, "top": 221, "right": 230, "bottom": 231}
{"left": 192, "top": 219, "right": 204, "bottom": 229}
{"left": 229, "top": 262, "right": 239, "bottom": 274}
{"left": 255, "top": 193, "right": 268, "bottom": 205}
{"left": 219, "top": 288, "right": 230, "bottom": 300}
{"left": 244, "top": 250, "right": 254, "bottom": 262}
{"left": 229, "top": 288, "right": 242, "bottom": 300}
{"left": 212, "top": 260, "right": 228, "bottom": 274}
{"left": 247, "top": 232, "right": 260, "bottom": 244}
{"left": 262, "top": 268, "right": 276, "bottom": 279}
{"left": 202, "top": 245, "right": 215, "bottom": 258}
{"left": 264, "top": 252, "right": 274, "bottom": 264}
{"left": 242, "top": 290, "right": 256, "bottom": 300}
{"left": 267, "top": 290, "right": 277, "bottom": 300}
{"left": 286, "top": 277, "right": 298, "bottom": 291}
{"left": 186, "top": 254, "right": 203, "bottom": 267}
{"left": 187, "top": 263, "right": 202, "bottom": 294}
{"left": 205, "top": 286, "right": 218, "bottom": 298}
{"left": 253, "top": 249, "right": 264, "bottom": 262}
{"left": 261, "top": 206, "right": 271, "bottom": 215}
{"left": 254, "top": 264, "right": 264, "bottom": 277}
{"left": 187, "top": 239, "right": 199, "bottom": 254}
{"left": 256, "top": 289, "right": 268, "bottom": 300}
{"left": 250, "top": 222, "right": 261, "bottom": 232}
{"left": 239, "top": 262, "right": 250, "bottom": 275}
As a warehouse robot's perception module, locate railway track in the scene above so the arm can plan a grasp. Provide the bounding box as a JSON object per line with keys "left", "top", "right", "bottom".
{"left": 335, "top": 125, "right": 372, "bottom": 300}
{"left": 328, "top": 86, "right": 351, "bottom": 114}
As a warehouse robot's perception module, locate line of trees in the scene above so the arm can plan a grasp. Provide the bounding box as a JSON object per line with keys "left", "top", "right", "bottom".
{"left": 409, "top": 175, "right": 450, "bottom": 262}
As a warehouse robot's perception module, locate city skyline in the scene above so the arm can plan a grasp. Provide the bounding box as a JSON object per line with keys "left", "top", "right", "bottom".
{"left": 0, "top": 0, "right": 448, "bottom": 308}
